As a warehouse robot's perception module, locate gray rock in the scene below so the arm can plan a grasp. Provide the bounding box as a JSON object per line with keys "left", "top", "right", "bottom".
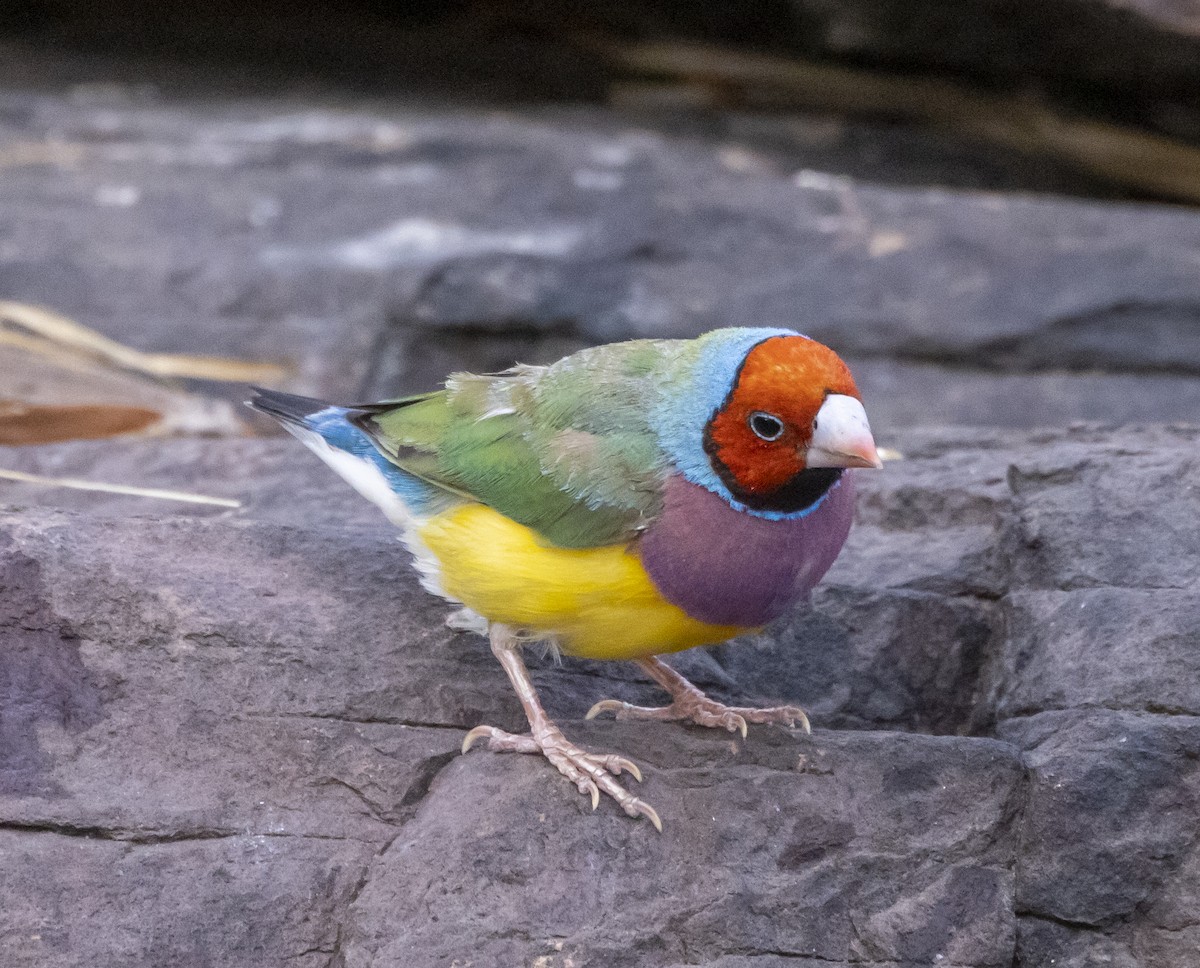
{"left": 3, "top": 423, "right": 1199, "bottom": 965}
{"left": 340, "top": 727, "right": 1023, "bottom": 968}
{"left": 995, "top": 588, "right": 1200, "bottom": 718}
{"left": 3, "top": 88, "right": 1200, "bottom": 428}
{"left": 1001, "top": 711, "right": 1200, "bottom": 964}
{"left": 1004, "top": 425, "right": 1200, "bottom": 591}
{"left": 847, "top": 358, "right": 1200, "bottom": 435}
{"left": 1, "top": 831, "right": 375, "bottom": 968}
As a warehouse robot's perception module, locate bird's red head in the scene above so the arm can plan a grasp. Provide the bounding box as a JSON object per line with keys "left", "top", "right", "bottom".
{"left": 704, "top": 335, "right": 879, "bottom": 510}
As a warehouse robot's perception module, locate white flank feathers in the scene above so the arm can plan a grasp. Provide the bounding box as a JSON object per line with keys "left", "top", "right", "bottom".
{"left": 284, "top": 422, "right": 453, "bottom": 602}
{"left": 284, "top": 423, "right": 412, "bottom": 528}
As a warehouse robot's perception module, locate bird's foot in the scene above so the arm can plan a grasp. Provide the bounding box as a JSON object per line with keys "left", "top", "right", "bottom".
{"left": 462, "top": 722, "right": 662, "bottom": 831}
{"left": 587, "top": 655, "right": 812, "bottom": 738}
{"left": 587, "top": 693, "right": 810, "bottom": 739}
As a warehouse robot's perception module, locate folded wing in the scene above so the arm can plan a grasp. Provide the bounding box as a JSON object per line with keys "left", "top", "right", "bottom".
{"left": 352, "top": 342, "right": 676, "bottom": 549}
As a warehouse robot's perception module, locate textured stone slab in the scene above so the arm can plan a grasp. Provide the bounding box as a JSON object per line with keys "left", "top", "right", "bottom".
{"left": 1005, "top": 426, "right": 1200, "bottom": 591}
{"left": 1001, "top": 710, "right": 1200, "bottom": 962}
{"left": 994, "top": 588, "right": 1200, "bottom": 718}
{"left": 0, "top": 831, "right": 375, "bottom": 968}
{"left": 340, "top": 726, "right": 1023, "bottom": 968}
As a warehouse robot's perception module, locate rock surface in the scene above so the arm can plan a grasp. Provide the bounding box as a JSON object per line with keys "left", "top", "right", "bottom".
{"left": 2, "top": 425, "right": 1198, "bottom": 966}
{"left": 2, "top": 82, "right": 1200, "bottom": 432}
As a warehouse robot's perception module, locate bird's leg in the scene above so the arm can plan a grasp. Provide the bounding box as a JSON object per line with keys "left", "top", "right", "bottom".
{"left": 461, "top": 623, "right": 662, "bottom": 831}
{"left": 587, "top": 655, "right": 811, "bottom": 739}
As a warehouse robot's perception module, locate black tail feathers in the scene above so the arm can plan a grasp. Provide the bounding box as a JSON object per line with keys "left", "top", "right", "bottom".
{"left": 246, "top": 387, "right": 334, "bottom": 426}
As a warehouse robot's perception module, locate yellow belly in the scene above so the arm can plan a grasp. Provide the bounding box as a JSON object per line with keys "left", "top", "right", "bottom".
{"left": 416, "top": 503, "right": 746, "bottom": 660}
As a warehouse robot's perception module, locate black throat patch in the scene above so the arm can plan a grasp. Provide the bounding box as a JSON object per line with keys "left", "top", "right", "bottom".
{"left": 730, "top": 467, "right": 844, "bottom": 514}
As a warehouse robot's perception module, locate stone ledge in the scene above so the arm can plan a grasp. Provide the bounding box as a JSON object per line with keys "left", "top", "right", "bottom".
{"left": 2, "top": 425, "right": 1198, "bottom": 965}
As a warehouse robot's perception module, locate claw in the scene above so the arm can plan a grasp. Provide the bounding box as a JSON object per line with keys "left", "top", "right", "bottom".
{"left": 461, "top": 724, "right": 492, "bottom": 754}
{"left": 611, "top": 791, "right": 662, "bottom": 831}
{"left": 607, "top": 785, "right": 662, "bottom": 831}
{"left": 642, "top": 803, "right": 663, "bottom": 833}
{"left": 592, "top": 745, "right": 642, "bottom": 780}
{"left": 732, "top": 714, "right": 748, "bottom": 740}
{"left": 585, "top": 699, "right": 626, "bottom": 720}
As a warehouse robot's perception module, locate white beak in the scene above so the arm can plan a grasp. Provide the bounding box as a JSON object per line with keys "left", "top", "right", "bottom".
{"left": 805, "top": 394, "right": 882, "bottom": 469}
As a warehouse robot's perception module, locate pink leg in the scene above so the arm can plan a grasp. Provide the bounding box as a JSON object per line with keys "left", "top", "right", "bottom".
{"left": 587, "top": 655, "right": 811, "bottom": 738}
{"left": 461, "top": 624, "right": 662, "bottom": 831}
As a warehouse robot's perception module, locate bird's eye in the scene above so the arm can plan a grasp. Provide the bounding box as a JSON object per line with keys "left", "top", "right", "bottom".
{"left": 748, "top": 411, "right": 785, "bottom": 441}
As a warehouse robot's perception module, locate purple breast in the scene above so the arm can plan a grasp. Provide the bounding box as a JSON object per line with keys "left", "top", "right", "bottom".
{"left": 638, "top": 473, "right": 856, "bottom": 627}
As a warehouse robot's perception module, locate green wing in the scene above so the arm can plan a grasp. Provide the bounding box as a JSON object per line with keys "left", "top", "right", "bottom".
{"left": 353, "top": 341, "right": 679, "bottom": 548}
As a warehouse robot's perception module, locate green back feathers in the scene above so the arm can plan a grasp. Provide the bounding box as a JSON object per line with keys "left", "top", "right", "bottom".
{"left": 354, "top": 340, "right": 699, "bottom": 548}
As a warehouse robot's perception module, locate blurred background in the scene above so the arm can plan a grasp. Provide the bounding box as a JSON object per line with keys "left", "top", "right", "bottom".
{"left": 1, "top": 0, "right": 1199, "bottom": 441}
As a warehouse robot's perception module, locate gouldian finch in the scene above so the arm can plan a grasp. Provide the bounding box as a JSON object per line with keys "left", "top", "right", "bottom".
{"left": 249, "top": 328, "right": 880, "bottom": 829}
